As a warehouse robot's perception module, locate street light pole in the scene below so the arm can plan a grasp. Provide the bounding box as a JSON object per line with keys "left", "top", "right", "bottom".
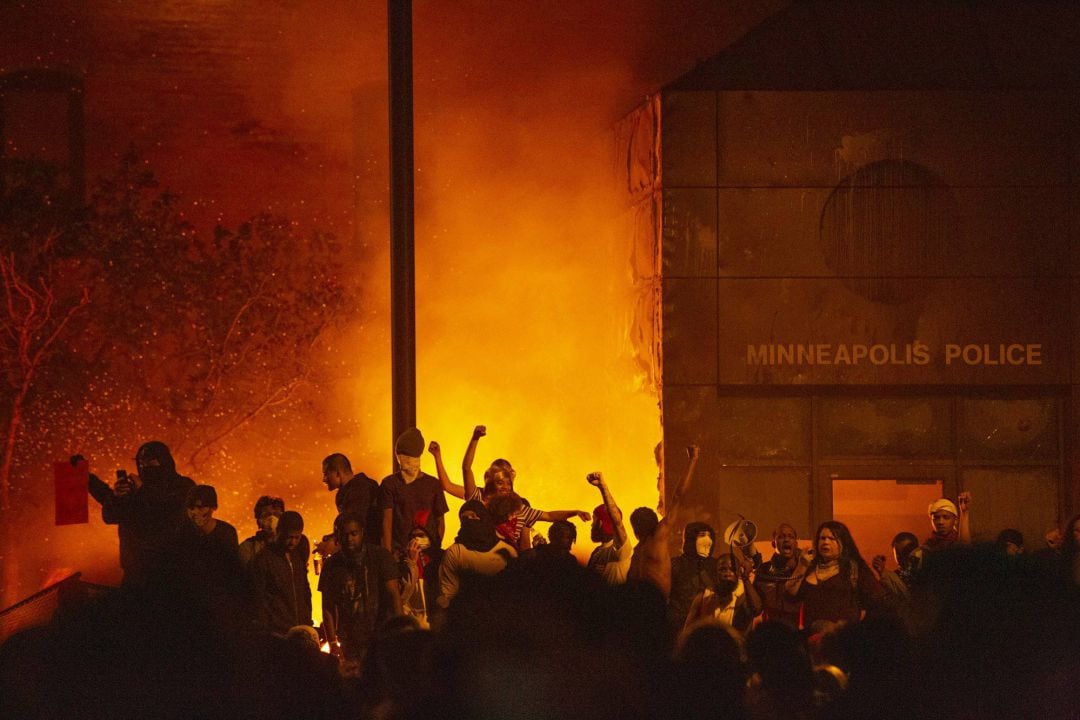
{"left": 388, "top": 0, "right": 416, "bottom": 460}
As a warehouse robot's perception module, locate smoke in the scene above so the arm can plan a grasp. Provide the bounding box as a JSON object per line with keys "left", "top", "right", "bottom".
{"left": 1, "top": 1, "right": 784, "bottom": 596}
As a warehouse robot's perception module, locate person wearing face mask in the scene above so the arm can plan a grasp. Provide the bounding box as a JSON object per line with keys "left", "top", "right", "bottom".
{"left": 85, "top": 440, "right": 195, "bottom": 588}
{"left": 438, "top": 500, "right": 517, "bottom": 609}
{"left": 380, "top": 427, "right": 450, "bottom": 556}
{"left": 430, "top": 432, "right": 590, "bottom": 552}
{"left": 184, "top": 485, "right": 238, "bottom": 548}
{"left": 669, "top": 521, "right": 718, "bottom": 633}
{"left": 753, "top": 523, "right": 804, "bottom": 628}
{"left": 683, "top": 552, "right": 763, "bottom": 635}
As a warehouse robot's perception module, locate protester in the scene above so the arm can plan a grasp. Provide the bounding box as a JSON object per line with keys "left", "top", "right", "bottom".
{"left": 683, "top": 552, "right": 762, "bottom": 635}
{"left": 744, "top": 621, "right": 818, "bottom": 720}
{"left": 873, "top": 531, "right": 919, "bottom": 604}
{"left": 528, "top": 519, "right": 579, "bottom": 568}
{"left": 627, "top": 444, "right": 699, "bottom": 597}
{"left": 239, "top": 495, "right": 285, "bottom": 565}
{"left": 85, "top": 441, "right": 195, "bottom": 587}
{"left": 319, "top": 512, "right": 401, "bottom": 663}
{"left": 752, "top": 522, "right": 804, "bottom": 628}
{"left": 184, "top": 484, "right": 239, "bottom": 550}
{"left": 585, "top": 471, "right": 633, "bottom": 585}
{"left": 786, "top": 521, "right": 884, "bottom": 631}
{"left": 996, "top": 528, "right": 1025, "bottom": 557}
{"left": 437, "top": 500, "right": 517, "bottom": 609}
{"left": 669, "top": 520, "right": 718, "bottom": 632}
{"left": 250, "top": 510, "right": 313, "bottom": 634}
{"left": 321, "top": 453, "right": 381, "bottom": 550}
{"left": 431, "top": 430, "right": 589, "bottom": 551}
{"left": 910, "top": 493, "right": 971, "bottom": 573}
{"left": 400, "top": 526, "right": 440, "bottom": 626}
{"left": 380, "top": 428, "right": 449, "bottom": 555}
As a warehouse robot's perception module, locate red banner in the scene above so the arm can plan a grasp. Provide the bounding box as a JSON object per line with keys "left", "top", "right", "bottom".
{"left": 55, "top": 458, "right": 89, "bottom": 526}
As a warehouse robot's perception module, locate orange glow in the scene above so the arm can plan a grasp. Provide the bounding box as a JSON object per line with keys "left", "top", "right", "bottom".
{"left": 4, "top": 2, "right": 786, "bottom": 609}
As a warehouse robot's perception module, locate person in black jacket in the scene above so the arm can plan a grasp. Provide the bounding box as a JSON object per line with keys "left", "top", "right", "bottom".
{"left": 318, "top": 453, "right": 381, "bottom": 555}
{"left": 251, "top": 510, "right": 313, "bottom": 635}
{"left": 669, "top": 521, "right": 718, "bottom": 633}
{"left": 86, "top": 440, "right": 195, "bottom": 587}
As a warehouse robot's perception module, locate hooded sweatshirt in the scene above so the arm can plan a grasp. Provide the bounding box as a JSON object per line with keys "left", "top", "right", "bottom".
{"left": 669, "top": 522, "right": 718, "bottom": 631}
{"left": 88, "top": 441, "right": 195, "bottom": 587}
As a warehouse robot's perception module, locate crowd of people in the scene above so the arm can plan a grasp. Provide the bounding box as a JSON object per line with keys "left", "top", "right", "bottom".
{"left": 1, "top": 427, "right": 1079, "bottom": 719}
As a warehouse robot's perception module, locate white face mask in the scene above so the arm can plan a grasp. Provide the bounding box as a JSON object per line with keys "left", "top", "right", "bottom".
{"left": 397, "top": 454, "right": 421, "bottom": 481}
{"left": 695, "top": 535, "right": 713, "bottom": 558}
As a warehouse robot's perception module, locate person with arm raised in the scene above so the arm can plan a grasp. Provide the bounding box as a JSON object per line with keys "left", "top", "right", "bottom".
{"left": 585, "top": 472, "right": 632, "bottom": 585}
{"left": 627, "top": 444, "right": 700, "bottom": 597}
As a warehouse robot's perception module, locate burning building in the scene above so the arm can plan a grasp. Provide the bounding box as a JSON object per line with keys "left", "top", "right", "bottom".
{"left": 0, "top": 2, "right": 786, "bottom": 607}
{"left": 618, "top": 0, "right": 1080, "bottom": 560}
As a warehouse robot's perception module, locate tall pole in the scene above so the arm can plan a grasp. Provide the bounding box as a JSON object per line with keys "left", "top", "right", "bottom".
{"left": 388, "top": 0, "right": 416, "bottom": 460}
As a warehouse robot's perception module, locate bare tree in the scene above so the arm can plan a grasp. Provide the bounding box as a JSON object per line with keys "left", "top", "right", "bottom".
{"left": 0, "top": 154, "right": 347, "bottom": 601}
{"left": 0, "top": 240, "right": 89, "bottom": 605}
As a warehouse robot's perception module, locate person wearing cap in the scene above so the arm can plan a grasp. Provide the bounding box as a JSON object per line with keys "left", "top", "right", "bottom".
{"left": 585, "top": 471, "right": 632, "bottom": 585}
{"left": 380, "top": 427, "right": 450, "bottom": 555}
{"left": 150, "top": 483, "right": 243, "bottom": 615}
{"left": 184, "top": 484, "right": 239, "bottom": 550}
{"left": 872, "top": 532, "right": 920, "bottom": 606}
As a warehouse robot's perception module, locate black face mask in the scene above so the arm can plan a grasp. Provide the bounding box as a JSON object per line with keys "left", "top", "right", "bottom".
{"left": 139, "top": 466, "right": 167, "bottom": 484}
{"left": 458, "top": 518, "right": 498, "bottom": 552}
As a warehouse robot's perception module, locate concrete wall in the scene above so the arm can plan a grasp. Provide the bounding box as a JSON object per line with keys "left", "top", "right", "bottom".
{"left": 653, "top": 89, "right": 1078, "bottom": 546}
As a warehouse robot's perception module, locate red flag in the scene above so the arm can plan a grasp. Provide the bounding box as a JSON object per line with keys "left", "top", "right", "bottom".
{"left": 55, "top": 458, "right": 89, "bottom": 525}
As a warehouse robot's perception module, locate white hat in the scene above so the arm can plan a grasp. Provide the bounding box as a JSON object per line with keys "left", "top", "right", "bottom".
{"left": 928, "top": 498, "right": 958, "bottom": 517}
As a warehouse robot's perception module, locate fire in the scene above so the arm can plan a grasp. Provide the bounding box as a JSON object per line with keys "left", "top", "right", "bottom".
{"left": 3, "top": 1, "right": 788, "bottom": 608}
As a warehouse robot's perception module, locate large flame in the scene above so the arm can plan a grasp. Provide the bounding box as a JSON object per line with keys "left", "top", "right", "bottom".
{"left": 5, "top": 1, "right": 785, "bottom": 607}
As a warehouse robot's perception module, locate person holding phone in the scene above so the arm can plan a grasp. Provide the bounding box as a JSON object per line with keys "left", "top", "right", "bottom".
{"left": 85, "top": 440, "right": 195, "bottom": 587}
